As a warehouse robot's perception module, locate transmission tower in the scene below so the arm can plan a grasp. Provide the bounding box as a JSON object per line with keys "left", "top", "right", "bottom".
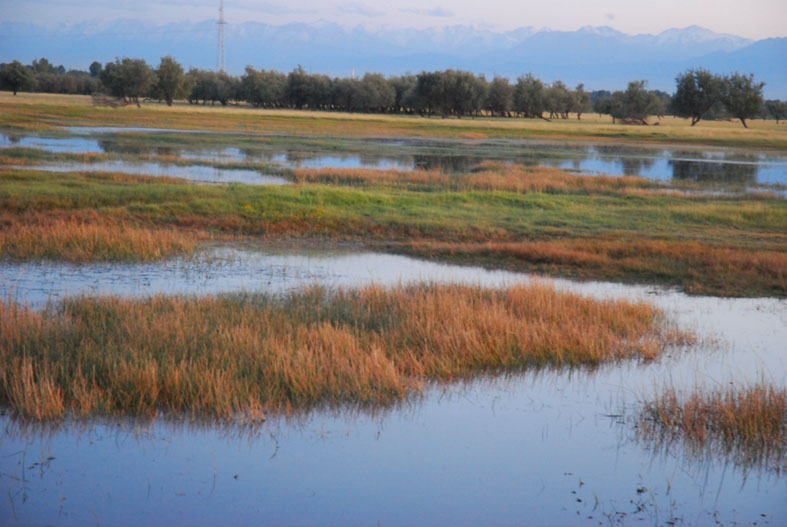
{"left": 217, "top": 0, "right": 227, "bottom": 72}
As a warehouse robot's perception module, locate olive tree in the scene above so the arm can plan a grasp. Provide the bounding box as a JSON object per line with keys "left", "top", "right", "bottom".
{"left": 673, "top": 69, "right": 723, "bottom": 126}
{"left": 572, "top": 83, "right": 591, "bottom": 120}
{"left": 486, "top": 76, "right": 513, "bottom": 117}
{"left": 513, "top": 74, "right": 546, "bottom": 119}
{"left": 765, "top": 100, "right": 787, "bottom": 124}
{"left": 100, "top": 58, "right": 157, "bottom": 107}
{"left": 153, "top": 56, "right": 186, "bottom": 106}
{"left": 721, "top": 73, "right": 765, "bottom": 128}
{"left": 610, "top": 81, "right": 664, "bottom": 124}
{"left": 1, "top": 61, "right": 35, "bottom": 95}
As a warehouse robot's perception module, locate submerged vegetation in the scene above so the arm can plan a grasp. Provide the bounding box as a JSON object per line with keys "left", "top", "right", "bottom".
{"left": 0, "top": 283, "right": 691, "bottom": 420}
{"left": 637, "top": 384, "right": 787, "bottom": 473}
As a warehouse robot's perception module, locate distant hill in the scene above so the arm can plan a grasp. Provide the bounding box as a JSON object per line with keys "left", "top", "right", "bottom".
{"left": 1, "top": 21, "right": 784, "bottom": 98}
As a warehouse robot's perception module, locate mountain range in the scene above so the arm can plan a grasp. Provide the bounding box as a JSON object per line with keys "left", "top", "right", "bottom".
{"left": 2, "top": 21, "right": 785, "bottom": 98}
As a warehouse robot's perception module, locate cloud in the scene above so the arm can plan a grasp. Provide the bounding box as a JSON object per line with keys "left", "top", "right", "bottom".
{"left": 400, "top": 7, "right": 454, "bottom": 18}
{"left": 338, "top": 3, "right": 385, "bottom": 17}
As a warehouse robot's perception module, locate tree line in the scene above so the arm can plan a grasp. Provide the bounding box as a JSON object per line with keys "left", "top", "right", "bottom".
{"left": 1, "top": 57, "right": 783, "bottom": 127}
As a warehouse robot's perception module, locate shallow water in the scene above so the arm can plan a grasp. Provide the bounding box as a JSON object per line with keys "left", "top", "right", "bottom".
{"left": 20, "top": 161, "right": 291, "bottom": 185}
{"left": 4, "top": 129, "right": 786, "bottom": 186}
{"left": 2, "top": 245, "right": 785, "bottom": 386}
{"left": 1, "top": 245, "right": 785, "bottom": 525}
{"left": 3, "top": 107, "right": 787, "bottom": 523}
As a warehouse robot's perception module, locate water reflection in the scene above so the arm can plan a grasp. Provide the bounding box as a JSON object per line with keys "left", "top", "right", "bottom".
{"left": 21, "top": 161, "right": 291, "bottom": 185}
{"left": 1, "top": 244, "right": 785, "bottom": 525}
{"left": 633, "top": 414, "right": 786, "bottom": 476}
{"left": 97, "top": 139, "right": 180, "bottom": 158}
{"left": 2, "top": 369, "right": 784, "bottom": 526}
{"left": 670, "top": 159, "right": 759, "bottom": 183}
{"left": 3, "top": 130, "right": 786, "bottom": 186}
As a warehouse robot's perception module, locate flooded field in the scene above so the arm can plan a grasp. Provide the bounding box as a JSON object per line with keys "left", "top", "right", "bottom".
{"left": 3, "top": 127, "right": 786, "bottom": 188}
{"left": 21, "top": 161, "right": 291, "bottom": 185}
{"left": 2, "top": 119, "right": 786, "bottom": 525}
{"left": 2, "top": 244, "right": 785, "bottom": 526}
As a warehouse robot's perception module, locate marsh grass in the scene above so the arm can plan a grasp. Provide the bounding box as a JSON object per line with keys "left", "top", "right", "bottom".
{"left": 1, "top": 165, "right": 785, "bottom": 295}
{"left": 0, "top": 212, "right": 198, "bottom": 262}
{"left": 292, "top": 163, "right": 663, "bottom": 195}
{"left": 637, "top": 384, "right": 787, "bottom": 473}
{"left": 0, "top": 283, "right": 691, "bottom": 420}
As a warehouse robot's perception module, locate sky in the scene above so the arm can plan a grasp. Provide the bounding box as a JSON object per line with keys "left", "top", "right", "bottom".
{"left": 1, "top": 0, "right": 786, "bottom": 39}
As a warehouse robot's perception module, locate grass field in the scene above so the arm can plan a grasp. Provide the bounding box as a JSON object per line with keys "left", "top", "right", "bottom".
{"left": 3, "top": 91, "right": 787, "bottom": 148}
{"left": 2, "top": 164, "right": 785, "bottom": 295}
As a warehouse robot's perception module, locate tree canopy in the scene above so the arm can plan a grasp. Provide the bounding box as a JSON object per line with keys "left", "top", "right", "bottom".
{"left": 1, "top": 61, "right": 36, "bottom": 95}
{"left": 2, "top": 55, "right": 779, "bottom": 129}
{"left": 721, "top": 73, "right": 765, "bottom": 128}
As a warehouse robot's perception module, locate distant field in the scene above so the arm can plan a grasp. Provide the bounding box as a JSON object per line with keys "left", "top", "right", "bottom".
{"left": 2, "top": 91, "right": 787, "bottom": 148}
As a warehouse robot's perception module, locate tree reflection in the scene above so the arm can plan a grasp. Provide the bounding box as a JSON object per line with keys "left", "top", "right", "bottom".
{"left": 670, "top": 159, "right": 758, "bottom": 184}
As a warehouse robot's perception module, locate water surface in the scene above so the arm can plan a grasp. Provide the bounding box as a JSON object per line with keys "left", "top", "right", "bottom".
{"left": 2, "top": 134, "right": 786, "bottom": 524}
{"left": 4, "top": 129, "right": 786, "bottom": 187}
{"left": 22, "top": 161, "right": 291, "bottom": 185}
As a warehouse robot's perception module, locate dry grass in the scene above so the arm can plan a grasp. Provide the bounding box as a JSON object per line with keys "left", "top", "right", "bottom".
{"left": 0, "top": 283, "right": 691, "bottom": 421}
{"left": 465, "top": 164, "right": 656, "bottom": 194}
{"left": 292, "top": 164, "right": 659, "bottom": 195}
{"left": 405, "top": 238, "right": 787, "bottom": 296}
{"left": 292, "top": 167, "right": 450, "bottom": 187}
{"left": 3, "top": 92, "right": 786, "bottom": 148}
{"left": 638, "top": 384, "right": 787, "bottom": 472}
{"left": 0, "top": 212, "right": 198, "bottom": 262}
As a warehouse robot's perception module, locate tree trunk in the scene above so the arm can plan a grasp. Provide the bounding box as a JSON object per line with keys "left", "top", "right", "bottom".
{"left": 739, "top": 117, "right": 748, "bottom": 128}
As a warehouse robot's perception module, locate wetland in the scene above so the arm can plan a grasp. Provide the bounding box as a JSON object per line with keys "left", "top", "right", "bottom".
{"left": 1, "top": 96, "right": 786, "bottom": 525}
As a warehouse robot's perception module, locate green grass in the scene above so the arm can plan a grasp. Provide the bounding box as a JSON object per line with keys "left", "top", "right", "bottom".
{"left": 2, "top": 166, "right": 785, "bottom": 295}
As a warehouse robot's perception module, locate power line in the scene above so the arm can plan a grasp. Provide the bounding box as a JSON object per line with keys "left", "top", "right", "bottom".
{"left": 217, "top": 0, "right": 227, "bottom": 72}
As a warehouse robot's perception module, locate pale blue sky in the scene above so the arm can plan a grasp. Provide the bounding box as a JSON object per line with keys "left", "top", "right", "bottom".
{"left": 2, "top": 0, "right": 786, "bottom": 39}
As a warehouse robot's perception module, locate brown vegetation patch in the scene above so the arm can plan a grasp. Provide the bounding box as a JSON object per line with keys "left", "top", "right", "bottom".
{"left": 0, "top": 212, "right": 197, "bottom": 262}
{"left": 0, "top": 283, "right": 690, "bottom": 420}
{"left": 292, "top": 164, "right": 659, "bottom": 195}
{"left": 464, "top": 164, "right": 655, "bottom": 194}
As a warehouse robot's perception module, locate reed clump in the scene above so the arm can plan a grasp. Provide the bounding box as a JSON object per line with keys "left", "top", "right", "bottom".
{"left": 638, "top": 384, "right": 787, "bottom": 472}
{"left": 0, "top": 283, "right": 691, "bottom": 420}
{"left": 0, "top": 214, "right": 197, "bottom": 262}
{"left": 292, "top": 164, "right": 658, "bottom": 195}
